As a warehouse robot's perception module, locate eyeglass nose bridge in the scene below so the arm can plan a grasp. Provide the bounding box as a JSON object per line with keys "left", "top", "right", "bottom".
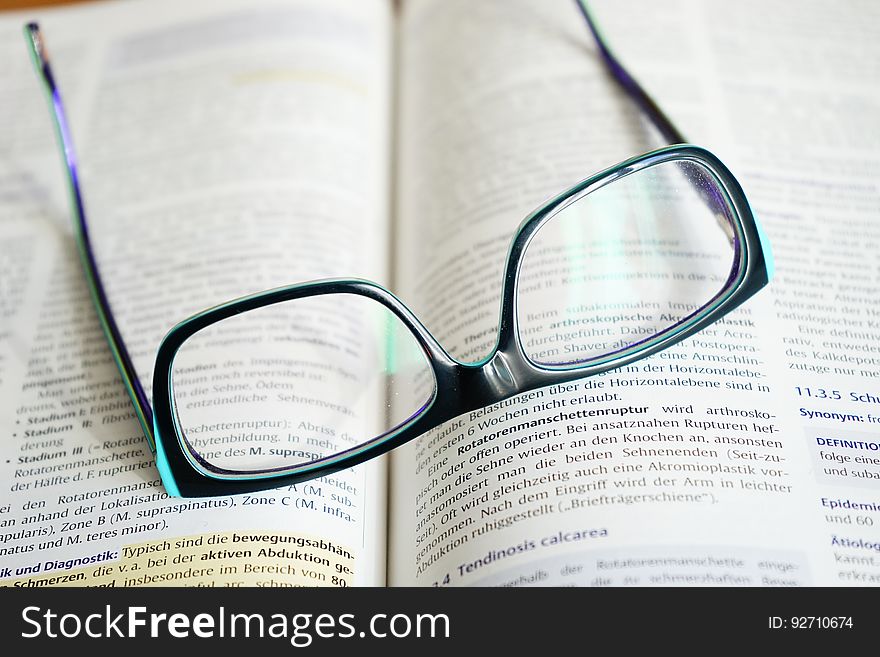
{"left": 445, "top": 345, "right": 547, "bottom": 416}
{"left": 443, "top": 355, "right": 520, "bottom": 416}
{"left": 480, "top": 350, "right": 518, "bottom": 398}
{"left": 433, "top": 246, "right": 544, "bottom": 411}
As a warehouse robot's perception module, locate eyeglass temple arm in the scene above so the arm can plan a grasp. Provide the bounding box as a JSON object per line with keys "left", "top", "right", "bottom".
{"left": 575, "top": 0, "right": 687, "bottom": 144}
{"left": 24, "top": 23, "right": 156, "bottom": 452}
{"left": 576, "top": 2, "right": 737, "bottom": 240}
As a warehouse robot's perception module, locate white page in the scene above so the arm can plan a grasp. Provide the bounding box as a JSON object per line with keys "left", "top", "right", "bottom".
{"left": 389, "top": 0, "right": 880, "bottom": 586}
{"left": 0, "top": 0, "right": 391, "bottom": 587}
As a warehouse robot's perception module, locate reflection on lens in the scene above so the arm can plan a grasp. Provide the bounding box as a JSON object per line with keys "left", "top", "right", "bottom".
{"left": 171, "top": 293, "right": 435, "bottom": 474}
{"left": 516, "top": 160, "right": 738, "bottom": 367}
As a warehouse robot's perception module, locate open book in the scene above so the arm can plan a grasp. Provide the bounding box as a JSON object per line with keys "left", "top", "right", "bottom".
{"left": 1, "top": 0, "right": 878, "bottom": 587}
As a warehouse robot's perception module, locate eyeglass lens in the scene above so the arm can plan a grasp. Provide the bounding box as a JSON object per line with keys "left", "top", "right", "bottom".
{"left": 170, "top": 293, "right": 436, "bottom": 474}
{"left": 516, "top": 160, "right": 737, "bottom": 367}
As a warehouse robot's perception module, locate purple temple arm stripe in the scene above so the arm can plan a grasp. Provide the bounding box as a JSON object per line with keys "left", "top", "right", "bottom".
{"left": 573, "top": 2, "right": 735, "bottom": 227}
{"left": 24, "top": 23, "right": 156, "bottom": 450}
{"left": 574, "top": 0, "right": 687, "bottom": 145}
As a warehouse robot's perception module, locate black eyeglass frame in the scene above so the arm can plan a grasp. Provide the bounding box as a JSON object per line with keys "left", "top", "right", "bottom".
{"left": 152, "top": 145, "right": 769, "bottom": 497}
{"left": 25, "top": 2, "right": 772, "bottom": 498}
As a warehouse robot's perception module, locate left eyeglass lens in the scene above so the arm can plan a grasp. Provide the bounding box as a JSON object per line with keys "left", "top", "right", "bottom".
{"left": 169, "top": 293, "right": 435, "bottom": 474}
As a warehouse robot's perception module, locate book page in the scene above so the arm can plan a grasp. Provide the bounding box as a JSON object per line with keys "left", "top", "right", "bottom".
{"left": 389, "top": 0, "right": 880, "bottom": 586}
{"left": 0, "top": 0, "right": 391, "bottom": 587}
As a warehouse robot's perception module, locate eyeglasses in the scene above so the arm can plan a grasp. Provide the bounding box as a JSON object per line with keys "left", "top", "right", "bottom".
{"left": 24, "top": 1, "right": 772, "bottom": 498}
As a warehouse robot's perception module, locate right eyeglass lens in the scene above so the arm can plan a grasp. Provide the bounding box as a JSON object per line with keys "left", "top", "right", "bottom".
{"left": 516, "top": 159, "right": 739, "bottom": 368}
